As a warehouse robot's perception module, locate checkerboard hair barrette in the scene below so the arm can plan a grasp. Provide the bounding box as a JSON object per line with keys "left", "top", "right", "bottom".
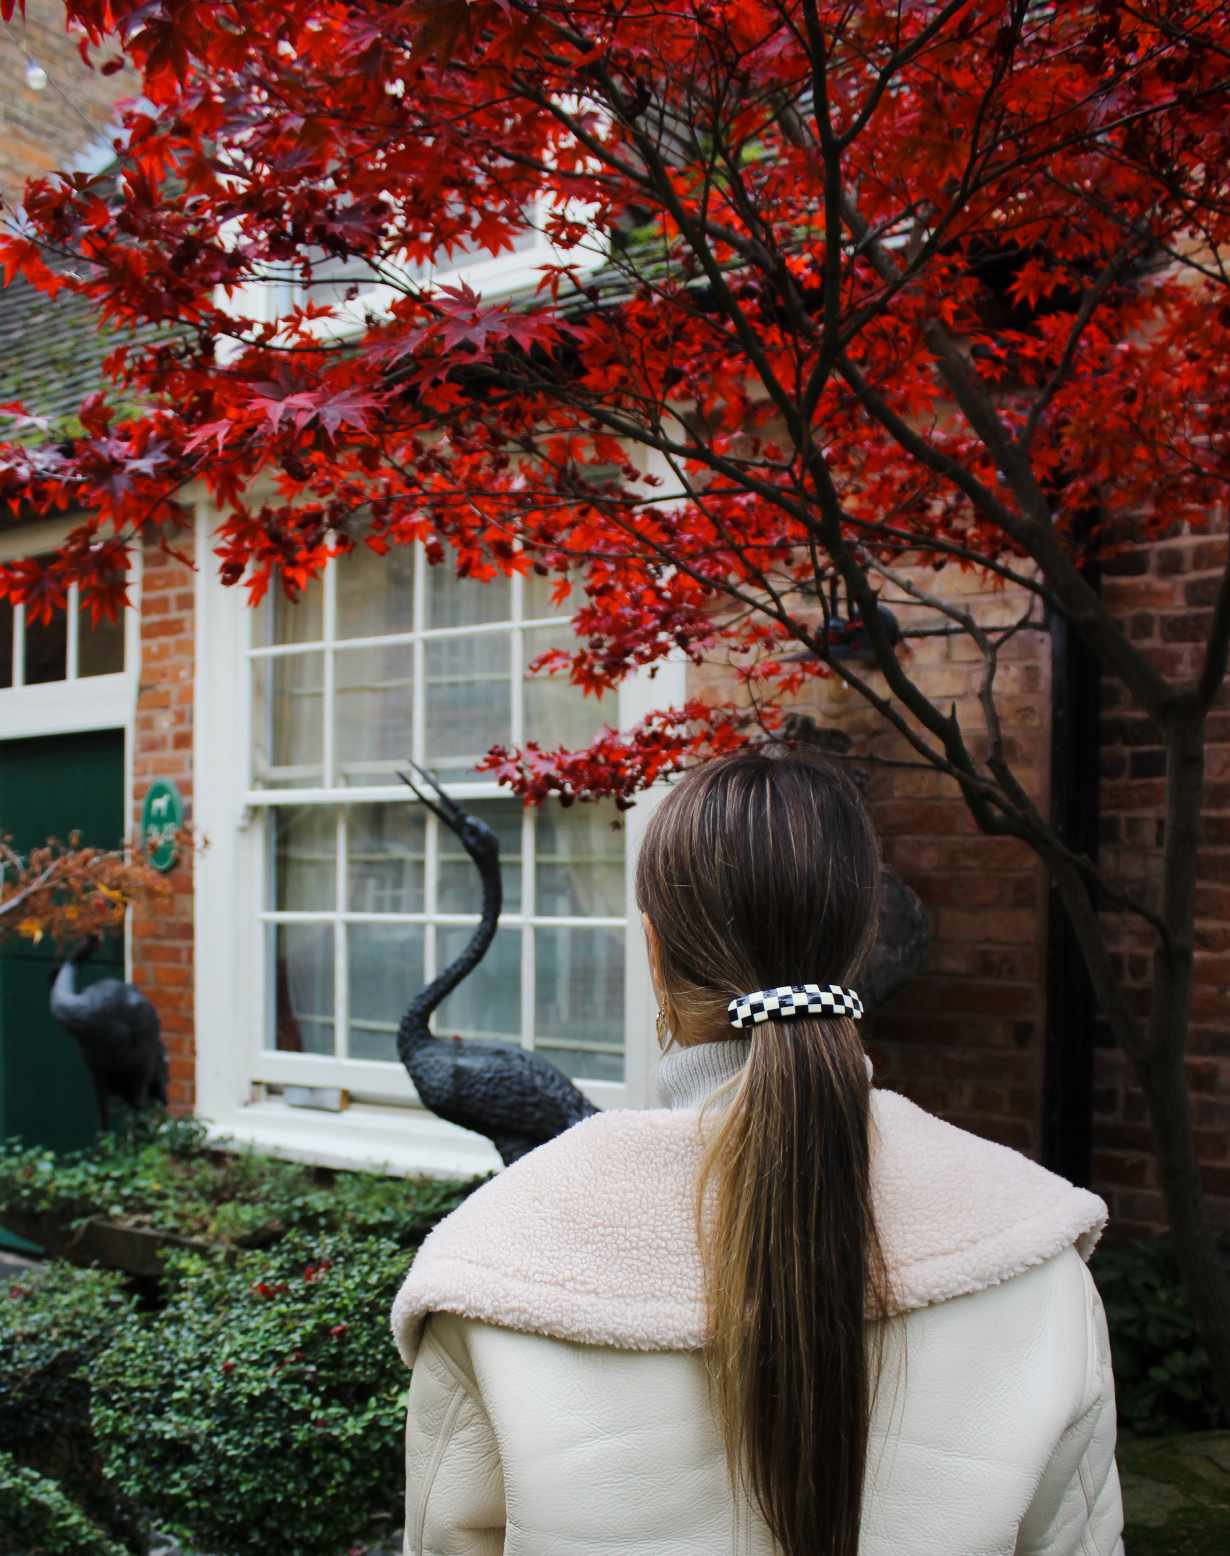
{"left": 727, "top": 983, "right": 864, "bottom": 1030}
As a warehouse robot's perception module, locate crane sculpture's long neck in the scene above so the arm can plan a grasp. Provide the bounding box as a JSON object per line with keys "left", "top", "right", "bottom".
{"left": 50, "top": 960, "right": 90, "bottom": 1031}
{"left": 397, "top": 841, "right": 502, "bottom": 1065}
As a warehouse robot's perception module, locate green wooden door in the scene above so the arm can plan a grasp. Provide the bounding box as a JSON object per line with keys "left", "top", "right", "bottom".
{"left": 0, "top": 729, "right": 125, "bottom": 1154}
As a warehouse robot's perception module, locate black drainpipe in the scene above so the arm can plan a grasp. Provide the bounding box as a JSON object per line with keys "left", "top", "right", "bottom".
{"left": 1041, "top": 551, "right": 1102, "bottom": 1186}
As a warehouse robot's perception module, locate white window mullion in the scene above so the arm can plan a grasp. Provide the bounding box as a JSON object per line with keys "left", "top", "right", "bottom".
{"left": 510, "top": 570, "right": 524, "bottom": 748}
{"left": 261, "top": 811, "right": 276, "bottom": 1096}
{"left": 512, "top": 569, "right": 533, "bottom": 1048}
{"left": 521, "top": 806, "right": 535, "bottom": 1051}
{"left": 244, "top": 781, "right": 511, "bottom": 806}
{"left": 423, "top": 807, "right": 438, "bottom": 988}
{"left": 335, "top": 807, "right": 349, "bottom": 1059}
{"left": 412, "top": 543, "right": 426, "bottom": 766}
{"left": 322, "top": 560, "right": 337, "bottom": 787}
{"left": 260, "top": 910, "right": 619, "bottom": 930}
{"left": 250, "top": 617, "right": 518, "bottom": 656}
{"left": 12, "top": 602, "right": 25, "bottom": 688}
{"left": 413, "top": 544, "right": 434, "bottom": 987}
{"left": 66, "top": 583, "right": 80, "bottom": 680}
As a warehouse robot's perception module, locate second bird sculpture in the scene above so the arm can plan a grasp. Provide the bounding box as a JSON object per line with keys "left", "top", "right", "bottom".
{"left": 395, "top": 762, "right": 598, "bottom": 1165}
{"left": 49, "top": 937, "right": 169, "bottom": 1130}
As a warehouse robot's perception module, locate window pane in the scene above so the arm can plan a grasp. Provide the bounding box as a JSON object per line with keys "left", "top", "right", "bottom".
{"left": 24, "top": 606, "right": 66, "bottom": 685}
{"left": 272, "top": 922, "right": 335, "bottom": 1054}
{"left": 78, "top": 603, "right": 125, "bottom": 677}
{"left": 336, "top": 543, "right": 415, "bottom": 640}
{"left": 424, "top": 635, "right": 510, "bottom": 777}
{"left": 435, "top": 924, "right": 520, "bottom": 1043}
{"left": 436, "top": 800, "right": 521, "bottom": 913}
{"left": 537, "top": 803, "right": 625, "bottom": 917}
{"left": 535, "top": 925, "right": 624, "bottom": 1081}
{"left": 425, "top": 563, "right": 510, "bottom": 628}
{"left": 253, "top": 652, "right": 324, "bottom": 786}
{"left": 522, "top": 568, "right": 573, "bottom": 621}
{"left": 273, "top": 808, "right": 336, "bottom": 911}
{"left": 522, "top": 624, "right": 612, "bottom": 750}
{"left": 347, "top": 922, "right": 425, "bottom": 1061}
{"left": 335, "top": 643, "right": 414, "bottom": 784}
{"left": 272, "top": 578, "right": 324, "bottom": 646}
{"left": 0, "top": 599, "right": 12, "bottom": 688}
{"left": 347, "top": 804, "right": 425, "bottom": 913}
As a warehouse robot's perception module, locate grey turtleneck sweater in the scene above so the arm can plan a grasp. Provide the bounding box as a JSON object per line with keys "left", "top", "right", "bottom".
{"left": 656, "top": 1039, "right": 749, "bottom": 1109}
{"left": 656, "top": 1038, "right": 874, "bottom": 1110}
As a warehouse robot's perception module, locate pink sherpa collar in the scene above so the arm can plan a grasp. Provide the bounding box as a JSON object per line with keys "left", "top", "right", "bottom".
{"left": 391, "top": 1089, "right": 1107, "bottom": 1366}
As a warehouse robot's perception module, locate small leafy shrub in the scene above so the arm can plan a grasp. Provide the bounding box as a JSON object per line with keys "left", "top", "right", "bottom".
{"left": 0, "top": 1116, "right": 479, "bottom": 1249}
{"left": 0, "top": 1451, "right": 128, "bottom": 1556}
{"left": 213, "top": 1153, "right": 479, "bottom": 1247}
{"left": 92, "top": 1231, "right": 413, "bottom": 1556}
{"left": 1092, "top": 1234, "right": 1229, "bottom": 1439}
{"left": 0, "top": 1262, "right": 146, "bottom": 1552}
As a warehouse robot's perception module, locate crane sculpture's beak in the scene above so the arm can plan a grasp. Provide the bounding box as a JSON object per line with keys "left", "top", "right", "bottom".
{"left": 398, "top": 759, "right": 467, "bottom": 833}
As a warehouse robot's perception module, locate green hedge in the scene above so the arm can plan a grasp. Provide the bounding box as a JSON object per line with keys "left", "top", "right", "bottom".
{"left": 0, "top": 1452, "right": 129, "bottom": 1556}
{"left": 0, "top": 1263, "right": 146, "bottom": 1552}
{"left": 1092, "top": 1234, "right": 1229, "bottom": 1440}
{"left": 92, "top": 1231, "right": 412, "bottom": 1556}
{"left": 0, "top": 1116, "right": 478, "bottom": 1249}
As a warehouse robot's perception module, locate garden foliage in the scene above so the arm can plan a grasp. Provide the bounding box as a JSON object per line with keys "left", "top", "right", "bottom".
{"left": 0, "top": 1124, "right": 478, "bottom": 1552}
{"left": 1093, "top": 1236, "right": 1230, "bottom": 1441}
{"left": 0, "top": 1115, "right": 479, "bottom": 1247}
{"left": 0, "top": 1452, "right": 129, "bottom": 1556}
{"left": 90, "top": 1232, "right": 412, "bottom": 1556}
{"left": 0, "top": 1262, "right": 145, "bottom": 1551}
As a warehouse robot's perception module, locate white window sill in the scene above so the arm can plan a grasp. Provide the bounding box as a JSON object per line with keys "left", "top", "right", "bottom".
{"left": 204, "top": 1099, "right": 502, "bottom": 1180}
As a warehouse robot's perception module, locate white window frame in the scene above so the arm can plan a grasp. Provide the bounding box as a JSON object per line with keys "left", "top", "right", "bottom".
{"left": 193, "top": 497, "right": 684, "bottom": 1177}
{"left": 219, "top": 183, "right": 604, "bottom": 357}
{"left": 0, "top": 515, "right": 141, "bottom": 977}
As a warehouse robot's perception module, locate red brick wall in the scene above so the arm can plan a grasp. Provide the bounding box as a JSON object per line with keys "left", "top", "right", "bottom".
{"left": 130, "top": 538, "right": 196, "bottom": 1111}
{"left": 857, "top": 583, "right": 1050, "bottom": 1155}
{"left": 0, "top": 0, "right": 137, "bottom": 209}
{"left": 1095, "top": 520, "right": 1230, "bottom": 1238}
{"left": 691, "top": 570, "right": 1053, "bottom": 1155}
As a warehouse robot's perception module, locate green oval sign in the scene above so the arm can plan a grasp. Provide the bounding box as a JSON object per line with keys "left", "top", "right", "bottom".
{"left": 141, "top": 779, "right": 183, "bottom": 872}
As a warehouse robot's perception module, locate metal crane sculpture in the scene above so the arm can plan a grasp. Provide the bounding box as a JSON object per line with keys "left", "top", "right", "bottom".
{"left": 48, "top": 938, "right": 169, "bottom": 1130}
{"left": 395, "top": 761, "right": 598, "bottom": 1166}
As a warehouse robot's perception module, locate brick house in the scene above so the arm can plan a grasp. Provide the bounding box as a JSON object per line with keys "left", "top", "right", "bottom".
{"left": 0, "top": 5, "right": 1225, "bottom": 1233}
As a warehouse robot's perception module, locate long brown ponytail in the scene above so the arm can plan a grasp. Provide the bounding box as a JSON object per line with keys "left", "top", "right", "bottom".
{"left": 635, "top": 747, "right": 894, "bottom": 1556}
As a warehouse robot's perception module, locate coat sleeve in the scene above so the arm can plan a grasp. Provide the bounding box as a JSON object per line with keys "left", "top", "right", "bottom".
{"left": 403, "top": 1313, "right": 506, "bottom": 1556}
{"left": 1014, "top": 1261, "right": 1125, "bottom": 1556}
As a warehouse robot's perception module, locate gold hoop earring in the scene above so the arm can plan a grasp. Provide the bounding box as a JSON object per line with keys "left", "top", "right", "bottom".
{"left": 655, "top": 1007, "right": 668, "bottom": 1050}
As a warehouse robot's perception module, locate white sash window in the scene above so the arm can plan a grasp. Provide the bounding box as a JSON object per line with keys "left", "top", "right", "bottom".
{"left": 250, "top": 544, "right": 626, "bottom": 1084}
{"left": 196, "top": 506, "right": 674, "bottom": 1173}
{"left": 0, "top": 518, "right": 138, "bottom": 746}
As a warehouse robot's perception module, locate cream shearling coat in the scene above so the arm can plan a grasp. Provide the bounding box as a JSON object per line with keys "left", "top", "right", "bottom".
{"left": 392, "top": 1084, "right": 1125, "bottom": 1555}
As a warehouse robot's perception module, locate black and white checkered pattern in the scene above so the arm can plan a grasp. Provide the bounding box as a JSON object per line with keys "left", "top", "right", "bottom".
{"left": 727, "top": 983, "right": 864, "bottom": 1029}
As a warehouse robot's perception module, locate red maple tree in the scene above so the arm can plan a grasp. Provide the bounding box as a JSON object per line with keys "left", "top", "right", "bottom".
{"left": 2, "top": 0, "right": 1229, "bottom": 1402}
